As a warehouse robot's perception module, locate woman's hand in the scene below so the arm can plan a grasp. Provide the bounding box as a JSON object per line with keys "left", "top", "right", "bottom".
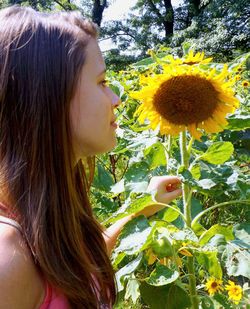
{"left": 135, "top": 176, "right": 182, "bottom": 218}
{"left": 104, "top": 176, "right": 182, "bottom": 255}
{"left": 147, "top": 175, "right": 182, "bottom": 204}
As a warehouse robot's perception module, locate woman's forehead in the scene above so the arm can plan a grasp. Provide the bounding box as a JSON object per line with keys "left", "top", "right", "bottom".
{"left": 84, "top": 38, "right": 106, "bottom": 75}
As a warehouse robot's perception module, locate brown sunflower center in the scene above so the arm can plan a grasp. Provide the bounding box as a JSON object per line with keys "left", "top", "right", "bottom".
{"left": 153, "top": 75, "right": 219, "bottom": 125}
{"left": 211, "top": 282, "right": 218, "bottom": 289}
{"left": 184, "top": 61, "right": 197, "bottom": 65}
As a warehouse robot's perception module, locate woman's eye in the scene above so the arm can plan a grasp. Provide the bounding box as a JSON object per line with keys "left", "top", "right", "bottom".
{"left": 100, "top": 79, "right": 108, "bottom": 87}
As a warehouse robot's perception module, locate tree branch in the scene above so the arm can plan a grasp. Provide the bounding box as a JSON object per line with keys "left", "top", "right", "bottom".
{"left": 146, "top": 0, "right": 164, "bottom": 22}
{"left": 99, "top": 32, "right": 138, "bottom": 42}
{"left": 53, "top": 0, "right": 70, "bottom": 10}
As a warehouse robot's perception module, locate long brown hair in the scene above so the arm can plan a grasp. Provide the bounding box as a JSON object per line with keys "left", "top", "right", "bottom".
{"left": 0, "top": 5, "right": 116, "bottom": 308}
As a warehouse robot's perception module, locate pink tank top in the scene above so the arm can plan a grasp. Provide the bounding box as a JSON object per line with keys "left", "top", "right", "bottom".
{"left": 0, "top": 203, "right": 112, "bottom": 309}
{"left": 39, "top": 280, "right": 69, "bottom": 309}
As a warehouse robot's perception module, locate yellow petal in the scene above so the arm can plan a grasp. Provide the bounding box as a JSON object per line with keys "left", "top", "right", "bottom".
{"left": 178, "top": 248, "right": 193, "bottom": 256}
{"left": 203, "top": 118, "right": 223, "bottom": 133}
{"left": 188, "top": 124, "right": 202, "bottom": 140}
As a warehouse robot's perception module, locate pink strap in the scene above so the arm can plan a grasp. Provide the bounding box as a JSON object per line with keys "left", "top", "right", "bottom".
{"left": 0, "top": 201, "right": 20, "bottom": 221}
{"left": 38, "top": 278, "right": 69, "bottom": 309}
{"left": 39, "top": 281, "right": 53, "bottom": 309}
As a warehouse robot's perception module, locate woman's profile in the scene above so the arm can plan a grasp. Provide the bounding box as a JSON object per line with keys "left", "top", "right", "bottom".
{"left": 0, "top": 5, "right": 182, "bottom": 308}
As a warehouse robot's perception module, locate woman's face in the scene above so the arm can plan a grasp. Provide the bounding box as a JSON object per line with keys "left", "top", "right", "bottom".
{"left": 70, "top": 38, "right": 120, "bottom": 159}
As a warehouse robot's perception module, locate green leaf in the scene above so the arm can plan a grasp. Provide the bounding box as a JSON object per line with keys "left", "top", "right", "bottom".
{"left": 144, "top": 142, "right": 167, "bottom": 170}
{"left": 233, "top": 223, "right": 250, "bottom": 243}
{"left": 115, "top": 253, "right": 143, "bottom": 292}
{"left": 106, "top": 193, "right": 154, "bottom": 224}
{"left": 227, "top": 114, "right": 250, "bottom": 131}
{"left": 178, "top": 167, "right": 197, "bottom": 187}
{"left": 133, "top": 57, "right": 155, "bottom": 67}
{"left": 166, "top": 284, "right": 191, "bottom": 309}
{"left": 190, "top": 164, "right": 201, "bottom": 180}
{"left": 199, "top": 224, "right": 234, "bottom": 246}
{"left": 124, "top": 161, "right": 150, "bottom": 183}
{"left": 196, "top": 251, "right": 222, "bottom": 279}
{"left": 171, "top": 227, "right": 199, "bottom": 243}
{"left": 213, "top": 293, "right": 233, "bottom": 309}
{"left": 146, "top": 263, "right": 179, "bottom": 286}
{"left": 199, "top": 142, "right": 234, "bottom": 165}
{"left": 197, "top": 179, "right": 217, "bottom": 189}
{"left": 93, "top": 162, "right": 114, "bottom": 191}
{"left": 124, "top": 161, "right": 150, "bottom": 193}
{"left": 140, "top": 282, "right": 171, "bottom": 309}
{"left": 112, "top": 216, "right": 152, "bottom": 261}
{"left": 124, "top": 277, "right": 140, "bottom": 304}
{"left": 223, "top": 243, "right": 250, "bottom": 279}
{"left": 125, "top": 181, "right": 148, "bottom": 193}
{"left": 192, "top": 222, "right": 206, "bottom": 236}
{"left": 200, "top": 296, "right": 215, "bottom": 309}
{"left": 162, "top": 204, "right": 180, "bottom": 222}
{"left": 140, "top": 282, "right": 191, "bottom": 309}
{"left": 207, "top": 235, "right": 227, "bottom": 255}
{"left": 191, "top": 197, "right": 203, "bottom": 219}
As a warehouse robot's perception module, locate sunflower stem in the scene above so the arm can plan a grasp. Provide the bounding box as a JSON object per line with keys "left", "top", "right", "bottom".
{"left": 166, "top": 134, "right": 172, "bottom": 172}
{"left": 180, "top": 131, "right": 191, "bottom": 226}
{"left": 180, "top": 130, "right": 199, "bottom": 309}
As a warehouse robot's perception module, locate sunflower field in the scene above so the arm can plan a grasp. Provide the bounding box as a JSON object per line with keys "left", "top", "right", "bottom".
{"left": 92, "top": 48, "right": 250, "bottom": 308}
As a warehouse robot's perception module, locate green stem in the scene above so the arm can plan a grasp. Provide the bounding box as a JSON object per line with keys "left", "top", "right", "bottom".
{"left": 146, "top": 202, "right": 187, "bottom": 222}
{"left": 102, "top": 202, "right": 187, "bottom": 226}
{"left": 191, "top": 200, "right": 250, "bottom": 227}
{"left": 180, "top": 130, "right": 199, "bottom": 309}
{"left": 165, "top": 134, "right": 171, "bottom": 172}
{"left": 180, "top": 131, "right": 192, "bottom": 227}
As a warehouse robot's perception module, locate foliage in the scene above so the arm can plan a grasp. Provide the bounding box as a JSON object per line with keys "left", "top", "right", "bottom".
{"left": 101, "top": 0, "right": 249, "bottom": 69}
{"left": 0, "top": 0, "right": 111, "bottom": 22}
{"left": 92, "top": 49, "right": 250, "bottom": 308}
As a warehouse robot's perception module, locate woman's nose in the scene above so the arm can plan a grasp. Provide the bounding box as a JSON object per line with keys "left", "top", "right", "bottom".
{"left": 111, "top": 90, "right": 121, "bottom": 109}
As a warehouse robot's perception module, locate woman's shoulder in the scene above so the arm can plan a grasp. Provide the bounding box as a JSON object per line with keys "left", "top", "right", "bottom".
{"left": 0, "top": 223, "right": 45, "bottom": 309}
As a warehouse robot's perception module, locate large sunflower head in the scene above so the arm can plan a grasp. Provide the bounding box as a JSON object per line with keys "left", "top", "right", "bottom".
{"left": 131, "top": 62, "right": 239, "bottom": 139}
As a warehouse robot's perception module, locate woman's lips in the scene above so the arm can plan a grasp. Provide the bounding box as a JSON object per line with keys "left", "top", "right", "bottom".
{"left": 111, "top": 121, "right": 118, "bottom": 128}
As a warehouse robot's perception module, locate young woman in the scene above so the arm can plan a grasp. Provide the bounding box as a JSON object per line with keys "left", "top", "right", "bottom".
{"left": 0, "top": 5, "right": 182, "bottom": 308}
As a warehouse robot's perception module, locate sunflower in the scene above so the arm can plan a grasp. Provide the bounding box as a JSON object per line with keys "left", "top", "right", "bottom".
{"left": 225, "top": 280, "right": 243, "bottom": 305}
{"left": 131, "top": 63, "right": 239, "bottom": 140}
{"left": 242, "top": 80, "right": 249, "bottom": 87}
{"left": 205, "top": 277, "right": 224, "bottom": 296}
{"left": 163, "top": 50, "right": 213, "bottom": 66}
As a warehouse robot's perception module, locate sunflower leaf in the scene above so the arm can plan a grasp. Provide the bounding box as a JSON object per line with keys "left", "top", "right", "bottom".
{"left": 227, "top": 114, "right": 250, "bottom": 131}
{"left": 199, "top": 142, "right": 234, "bottom": 165}
{"left": 146, "top": 263, "right": 179, "bottom": 286}
{"left": 112, "top": 215, "right": 152, "bottom": 259}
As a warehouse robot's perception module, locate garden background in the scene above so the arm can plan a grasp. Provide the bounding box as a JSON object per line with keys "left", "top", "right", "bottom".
{"left": 1, "top": 0, "right": 249, "bottom": 308}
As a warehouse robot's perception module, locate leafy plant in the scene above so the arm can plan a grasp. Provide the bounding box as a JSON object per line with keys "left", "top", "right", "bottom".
{"left": 93, "top": 49, "right": 250, "bottom": 308}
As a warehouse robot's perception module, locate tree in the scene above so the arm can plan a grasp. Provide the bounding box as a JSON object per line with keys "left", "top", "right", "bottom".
{"left": 171, "top": 0, "right": 250, "bottom": 60}
{"left": 92, "top": 0, "right": 108, "bottom": 26}
{"left": 100, "top": 0, "right": 250, "bottom": 68}
{"left": 0, "top": 0, "right": 111, "bottom": 26}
